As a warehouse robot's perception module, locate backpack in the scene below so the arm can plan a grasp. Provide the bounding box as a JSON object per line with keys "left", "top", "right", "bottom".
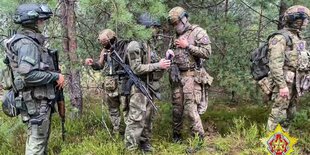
{"left": 250, "top": 31, "right": 293, "bottom": 81}
{"left": 0, "top": 33, "right": 30, "bottom": 117}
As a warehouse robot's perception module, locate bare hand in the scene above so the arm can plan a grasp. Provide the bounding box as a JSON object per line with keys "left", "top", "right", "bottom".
{"left": 279, "top": 87, "right": 289, "bottom": 98}
{"left": 56, "top": 74, "right": 65, "bottom": 89}
{"left": 166, "top": 49, "right": 175, "bottom": 60}
{"left": 159, "top": 59, "right": 171, "bottom": 70}
{"left": 85, "top": 58, "right": 94, "bottom": 66}
{"left": 175, "top": 37, "right": 189, "bottom": 49}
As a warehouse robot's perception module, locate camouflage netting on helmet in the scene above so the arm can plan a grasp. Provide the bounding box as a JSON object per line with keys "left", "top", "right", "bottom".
{"left": 283, "top": 5, "right": 310, "bottom": 27}
{"left": 168, "top": 6, "right": 187, "bottom": 25}
{"left": 98, "top": 29, "right": 116, "bottom": 41}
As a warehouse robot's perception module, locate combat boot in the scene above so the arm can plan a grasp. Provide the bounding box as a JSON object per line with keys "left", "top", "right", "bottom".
{"left": 172, "top": 132, "right": 182, "bottom": 143}
{"left": 140, "top": 141, "right": 153, "bottom": 153}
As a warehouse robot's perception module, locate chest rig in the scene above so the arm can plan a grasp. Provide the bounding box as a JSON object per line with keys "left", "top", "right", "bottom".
{"left": 173, "top": 25, "right": 199, "bottom": 71}
{"left": 284, "top": 31, "right": 310, "bottom": 71}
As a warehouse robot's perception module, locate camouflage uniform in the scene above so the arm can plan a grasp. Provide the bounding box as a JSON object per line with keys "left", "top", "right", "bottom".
{"left": 168, "top": 7, "right": 212, "bottom": 139}
{"left": 266, "top": 5, "right": 310, "bottom": 131}
{"left": 90, "top": 29, "right": 130, "bottom": 133}
{"left": 91, "top": 50, "right": 126, "bottom": 134}
{"left": 5, "top": 3, "right": 59, "bottom": 155}
{"left": 124, "top": 41, "right": 163, "bottom": 150}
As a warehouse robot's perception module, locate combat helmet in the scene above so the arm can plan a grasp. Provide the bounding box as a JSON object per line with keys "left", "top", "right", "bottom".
{"left": 138, "top": 13, "right": 161, "bottom": 28}
{"left": 98, "top": 29, "right": 116, "bottom": 41}
{"left": 283, "top": 5, "right": 310, "bottom": 28}
{"left": 168, "top": 6, "right": 188, "bottom": 25}
{"left": 13, "top": 3, "right": 53, "bottom": 25}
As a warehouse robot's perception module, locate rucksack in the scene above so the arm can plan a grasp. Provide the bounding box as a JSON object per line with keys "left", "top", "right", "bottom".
{"left": 0, "top": 33, "right": 31, "bottom": 117}
{"left": 250, "top": 31, "right": 293, "bottom": 81}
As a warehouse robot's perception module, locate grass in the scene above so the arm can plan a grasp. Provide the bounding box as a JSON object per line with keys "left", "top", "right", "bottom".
{"left": 0, "top": 91, "right": 309, "bottom": 155}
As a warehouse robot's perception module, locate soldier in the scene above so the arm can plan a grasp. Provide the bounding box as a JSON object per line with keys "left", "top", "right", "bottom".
{"left": 85, "top": 29, "right": 129, "bottom": 134}
{"left": 265, "top": 5, "right": 310, "bottom": 131}
{"left": 166, "top": 6, "right": 212, "bottom": 143}
{"left": 7, "top": 3, "right": 65, "bottom": 155}
{"left": 124, "top": 13, "right": 171, "bottom": 152}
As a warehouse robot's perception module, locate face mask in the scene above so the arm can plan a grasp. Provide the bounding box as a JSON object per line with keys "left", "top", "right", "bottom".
{"left": 301, "top": 18, "right": 309, "bottom": 30}
{"left": 174, "top": 17, "right": 188, "bottom": 34}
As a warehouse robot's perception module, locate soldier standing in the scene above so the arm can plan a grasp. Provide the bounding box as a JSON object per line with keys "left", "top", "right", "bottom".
{"left": 265, "top": 5, "right": 310, "bottom": 131}
{"left": 124, "top": 13, "right": 171, "bottom": 152}
{"left": 166, "top": 6, "right": 212, "bottom": 143}
{"left": 6, "top": 3, "right": 65, "bottom": 155}
{"left": 85, "top": 29, "right": 130, "bottom": 134}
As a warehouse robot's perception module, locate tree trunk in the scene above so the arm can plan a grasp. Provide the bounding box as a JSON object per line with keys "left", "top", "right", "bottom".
{"left": 278, "top": 0, "right": 287, "bottom": 30}
{"left": 60, "top": 0, "right": 83, "bottom": 116}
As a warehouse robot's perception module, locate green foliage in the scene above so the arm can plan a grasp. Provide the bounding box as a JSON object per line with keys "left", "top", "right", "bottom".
{"left": 0, "top": 95, "right": 309, "bottom": 154}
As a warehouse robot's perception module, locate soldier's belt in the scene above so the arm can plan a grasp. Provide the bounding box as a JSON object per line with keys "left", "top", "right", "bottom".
{"left": 283, "top": 66, "right": 296, "bottom": 72}
{"left": 180, "top": 70, "right": 195, "bottom": 76}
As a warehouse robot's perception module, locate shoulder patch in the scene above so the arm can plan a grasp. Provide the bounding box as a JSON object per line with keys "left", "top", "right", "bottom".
{"left": 200, "top": 36, "right": 210, "bottom": 44}
{"left": 271, "top": 38, "right": 278, "bottom": 45}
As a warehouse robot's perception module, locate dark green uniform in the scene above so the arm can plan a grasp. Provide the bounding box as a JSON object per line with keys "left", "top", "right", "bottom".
{"left": 8, "top": 29, "right": 59, "bottom": 155}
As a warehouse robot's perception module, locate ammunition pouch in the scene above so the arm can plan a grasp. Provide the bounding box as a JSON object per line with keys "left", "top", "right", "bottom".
{"left": 33, "top": 84, "right": 56, "bottom": 100}
{"left": 23, "top": 90, "right": 37, "bottom": 115}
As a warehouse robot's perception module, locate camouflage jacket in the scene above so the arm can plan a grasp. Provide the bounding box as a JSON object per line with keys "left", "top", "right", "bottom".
{"left": 126, "top": 40, "right": 164, "bottom": 92}
{"left": 268, "top": 28, "right": 310, "bottom": 89}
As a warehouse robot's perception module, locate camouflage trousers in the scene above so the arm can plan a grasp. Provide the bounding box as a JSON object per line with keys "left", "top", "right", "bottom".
{"left": 106, "top": 94, "right": 126, "bottom": 133}
{"left": 267, "top": 84, "right": 297, "bottom": 132}
{"left": 172, "top": 75, "right": 205, "bottom": 137}
{"left": 124, "top": 86, "right": 154, "bottom": 150}
{"left": 25, "top": 103, "right": 52, "bottom": 155}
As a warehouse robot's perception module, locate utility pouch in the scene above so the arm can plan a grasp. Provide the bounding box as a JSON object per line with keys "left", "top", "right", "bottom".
{"left": 104, "top": 76, "right": 118, "bottom": 91}
{"left": 258, "top": 77, "right": 274, "bottom": 95}
{"left": 23, "top": 90, "right": 37, "bottom": 115}
{"left": 194, "top": 67, "right": 213, "bottom": 86}
{"left": 33, "top": 86, "right": 47, "bottom": 100}
{"left": 13, "top": 76, "right": 25, "bottom": 91}
{"left": 301, "top": 74, "right": 310, "bottom": 92}
{"left": 284, "top": 70, "right": 295, "bottom": 84}
{"left": 15, "top": 94, "right": 23, "bottom": 110}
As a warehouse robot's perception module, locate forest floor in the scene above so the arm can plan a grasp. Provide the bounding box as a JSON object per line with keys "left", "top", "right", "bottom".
{"left": 0, "top": 89, "right": 309, "bottom": 155}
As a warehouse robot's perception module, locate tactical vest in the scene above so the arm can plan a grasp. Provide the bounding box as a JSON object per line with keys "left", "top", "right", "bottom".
{"left": 6, "top": 33, "right": 56, "bottom": 120}
{"left": 283, "top": 31, "right": 310, "bottom": 71}
{"left": 173, "top": 25, "right": 201, "bottom": 71}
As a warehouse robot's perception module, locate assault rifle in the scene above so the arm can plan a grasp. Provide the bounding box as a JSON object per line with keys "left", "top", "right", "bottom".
{"left": 49, "top": 49, "right": 66, "bottom": 141}
{"left": 110, "top": 50, "right": 158, "bottom": 112}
